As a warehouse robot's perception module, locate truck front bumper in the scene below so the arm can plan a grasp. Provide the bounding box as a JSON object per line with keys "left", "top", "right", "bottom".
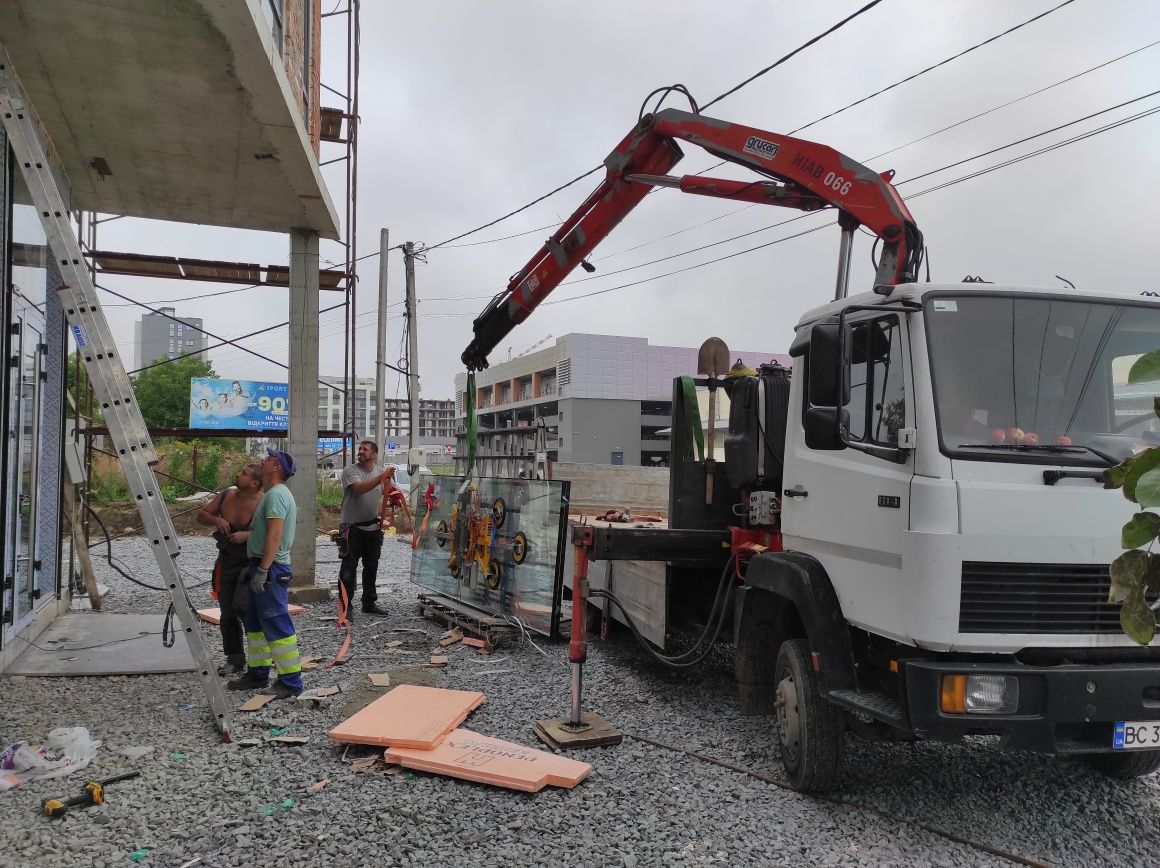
{"left": 905, "top": 660, "right": 1160, "bottom": 753}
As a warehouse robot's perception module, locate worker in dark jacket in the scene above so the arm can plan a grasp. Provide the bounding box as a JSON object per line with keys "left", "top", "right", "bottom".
{"left": 196, "top": 462, "right": 263, "bottom": 675}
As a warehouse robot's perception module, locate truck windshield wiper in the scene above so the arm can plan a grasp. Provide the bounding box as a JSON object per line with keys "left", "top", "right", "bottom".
{"left": 958, "top": 442, "right": 1116, "bottom": 466}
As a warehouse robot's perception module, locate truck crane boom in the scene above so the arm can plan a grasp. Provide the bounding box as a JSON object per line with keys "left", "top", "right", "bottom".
{"left": 462, "top": 107, "right": 922, "bottom": 370}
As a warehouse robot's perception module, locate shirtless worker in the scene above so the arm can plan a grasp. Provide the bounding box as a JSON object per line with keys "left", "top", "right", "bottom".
{"left": 196, "top": 462, "right": 263, "bottom": 675}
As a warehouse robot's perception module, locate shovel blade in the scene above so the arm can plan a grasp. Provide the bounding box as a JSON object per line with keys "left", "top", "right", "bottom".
{"left": 697, "top": 337, "right": 730, "bottom": 378}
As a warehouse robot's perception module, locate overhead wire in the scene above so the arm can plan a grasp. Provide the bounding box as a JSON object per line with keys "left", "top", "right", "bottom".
{"left": 354, "top": 0, "right": 885, "bottom": 265}
{"left": 700, "top": 0, "right": 886, "bottom": 111}
{"left": 424, "top": 95, "right": 1160, "bottom": 312}
{"left": 897, "top": 89, "right": 1160, "bottom": 186}
{"left": 591, "top": 37, "right": 1158, "bottom": 265}
{"left": 696, "top": 0, "right": 1085, "bottom": 179}
{"left": 864, "top": 37, "right": 1160, "bottom": 162}
{"left": 788, "top": 0, "right": 1080, "bottom": 136}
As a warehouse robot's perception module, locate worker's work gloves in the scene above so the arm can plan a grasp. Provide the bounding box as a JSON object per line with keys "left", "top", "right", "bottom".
{"left": 250, "top": 565, "right": 269, "bottom": 594}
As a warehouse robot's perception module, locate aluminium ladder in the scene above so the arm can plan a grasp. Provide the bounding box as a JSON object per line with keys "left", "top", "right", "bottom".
{"left": 0, "top": 49, "right": 234, "bottom": 740}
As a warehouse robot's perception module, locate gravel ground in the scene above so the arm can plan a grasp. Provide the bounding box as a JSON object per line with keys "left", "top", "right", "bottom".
{"left": 1, "top": 535, "right": 1158, "bottom": 867}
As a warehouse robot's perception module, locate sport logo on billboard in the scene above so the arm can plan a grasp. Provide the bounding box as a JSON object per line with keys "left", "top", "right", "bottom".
{"left": 743, "top": 135, "right": 779, "bottom": 161}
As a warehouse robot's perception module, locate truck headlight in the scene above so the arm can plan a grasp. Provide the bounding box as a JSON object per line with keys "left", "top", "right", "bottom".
{"left": 940, "top": 674, "right": 1019, "bottom": 714}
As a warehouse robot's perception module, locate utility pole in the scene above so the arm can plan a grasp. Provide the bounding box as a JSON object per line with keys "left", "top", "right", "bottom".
{"left": 404, "top": 241, "right": 421, "bottom": 474}
{"left": 375, "top": 228, "right": 389, "bottom": 459}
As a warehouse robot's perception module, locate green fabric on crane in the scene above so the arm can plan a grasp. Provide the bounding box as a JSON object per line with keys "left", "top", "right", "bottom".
{"left": 677, "top": 376, "right": 704, "bottom": 463}
{"left": 466, "top": 371, "right": 477, "bottom": 474}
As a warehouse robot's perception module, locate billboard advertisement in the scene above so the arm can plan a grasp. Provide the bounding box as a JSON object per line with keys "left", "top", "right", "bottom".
{"left": 189, "top": 378, "right": 288, "bottom": 431}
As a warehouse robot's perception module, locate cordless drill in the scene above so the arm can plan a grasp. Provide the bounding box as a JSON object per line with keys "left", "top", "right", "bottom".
{"left": 41, "top": 771, "right": 141, "bottom": 818}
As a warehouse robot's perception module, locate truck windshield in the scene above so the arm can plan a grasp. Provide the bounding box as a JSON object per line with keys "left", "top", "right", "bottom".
{"left": 924, "top": 293, "right": 1160, "bottom": 465}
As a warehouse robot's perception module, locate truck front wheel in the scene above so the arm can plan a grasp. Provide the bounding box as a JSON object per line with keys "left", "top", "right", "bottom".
{"left": 1082, "top": 751, "right": 1160, "bottom": 780}
{"left": 774, "top": 638, "right": 845, "bottom": 792}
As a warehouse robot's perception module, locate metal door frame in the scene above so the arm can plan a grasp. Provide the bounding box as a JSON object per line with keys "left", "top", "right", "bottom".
{"left": 3, "top": 293, "right": 46, "bottom": 640}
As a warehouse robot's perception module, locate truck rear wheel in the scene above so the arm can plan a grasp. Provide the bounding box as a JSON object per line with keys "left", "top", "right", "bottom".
{"left": 774, "top": 638, "right": 845, "bottom": 792}
{"left": 1082, "top": 750, "right": 1160, "bottom": 780}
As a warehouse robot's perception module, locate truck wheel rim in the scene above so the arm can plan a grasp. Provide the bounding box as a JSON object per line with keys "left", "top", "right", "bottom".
{"left": 776, "top": 673, "right": 802, "bottom": 761}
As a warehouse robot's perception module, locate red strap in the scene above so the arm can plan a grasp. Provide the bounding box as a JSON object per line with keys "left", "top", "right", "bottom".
{"left": 411, "top": 483, "right": 436, "bottom": 551}
{"left": 325, "top": 581, "right": 352, "bottom": 669}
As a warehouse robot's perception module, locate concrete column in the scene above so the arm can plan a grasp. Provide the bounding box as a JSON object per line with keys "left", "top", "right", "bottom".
{"left": 286, "top": 228, "right": 327, "bottom": 602}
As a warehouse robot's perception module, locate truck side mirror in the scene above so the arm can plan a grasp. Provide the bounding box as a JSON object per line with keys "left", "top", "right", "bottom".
{"left": 804, "top": 407, "right": 848, "bottom": 450}
{"left": 808, "top": 318, "right": 850, "bottom": 408}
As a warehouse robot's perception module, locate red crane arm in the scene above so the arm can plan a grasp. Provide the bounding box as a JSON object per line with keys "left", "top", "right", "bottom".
{"left": 463, "top": 108, "right": 921, "bottom": 370}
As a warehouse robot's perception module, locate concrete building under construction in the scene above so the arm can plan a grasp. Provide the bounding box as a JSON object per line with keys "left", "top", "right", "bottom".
{"left": 0, "top": 0, "right": 343, "bottom": 669}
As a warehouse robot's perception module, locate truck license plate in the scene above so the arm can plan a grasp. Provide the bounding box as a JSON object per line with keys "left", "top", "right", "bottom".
{"left": 1113, "top": 721, "right": 1160, "bottom": 750}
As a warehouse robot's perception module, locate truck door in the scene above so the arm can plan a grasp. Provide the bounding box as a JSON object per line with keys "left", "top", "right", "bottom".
{"left": 781, "top": 314, "right": 914, "bottom": 643}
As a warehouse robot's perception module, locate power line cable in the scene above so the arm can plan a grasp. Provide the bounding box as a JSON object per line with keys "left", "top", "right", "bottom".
{"left": 422, "top": 165, "right": 605, "bottom": 253}
{"left": 461, "top": 87, "right": 1160, "bottom": 306}
{"left": 100, "top": 280, "right": 268, "bottom": 307}
{"left": 864, "top": 37, "right": 1160, "bottom": 161}
{"left": 696, "top": 0, "right": 1085, "bottom": 179}
{"left": 590, "top": 37, "right": 1158, "bottom": 265}
{"left": 442, "top": 99, "right": 1160, "bottom": 311}
{"left": 701, "top": 0, "right": 886, "bottom": 111}
{"left": 788, "top": 0, "right": 1080, "bottom": 135}
{"left": 368, "top": 3, "right": 884, "bottom": 263}
{"left": 897, "top": 89, "right": 1160, "bottom": 186}
{"left": 907, "top": 103, "right": 1160, "bottom": 198}
{"left": 439, "top": 222, "right": 561, "bottom": 249}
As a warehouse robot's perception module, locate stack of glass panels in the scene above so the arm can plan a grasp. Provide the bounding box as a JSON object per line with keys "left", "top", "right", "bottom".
{"left": 410, "top": 474, "right": 571, "bottom": 637}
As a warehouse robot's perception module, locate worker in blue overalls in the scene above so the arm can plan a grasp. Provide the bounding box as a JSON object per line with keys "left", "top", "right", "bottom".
{"left": 227, "top": 448, "right": 303, "bottom": 699}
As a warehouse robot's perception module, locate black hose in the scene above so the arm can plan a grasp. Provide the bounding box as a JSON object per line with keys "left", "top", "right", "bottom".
{"left": 589, "top": 556, "right": 736, "bottom": 670}
{"left": 83, "top": 501, "right": 165, "bottom": 591}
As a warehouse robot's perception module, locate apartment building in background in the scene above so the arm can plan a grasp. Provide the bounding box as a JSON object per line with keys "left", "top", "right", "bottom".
{"left": 318, "top": 376, "right": 456, "bottom": 453}
{"left": 453, "top": 333, "right": 790, "bottom": 466}
{"left": 133, "top": 307, "right": 210, "bottom": 369}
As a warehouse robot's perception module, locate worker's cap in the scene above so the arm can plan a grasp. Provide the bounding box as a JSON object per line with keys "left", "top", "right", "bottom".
{"left": 266, "top": 448, "right": 298, "bottom": 478}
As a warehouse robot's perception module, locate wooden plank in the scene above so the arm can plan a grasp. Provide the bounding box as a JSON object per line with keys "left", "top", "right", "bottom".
{"left": 62, "top": 484, "right": 101, "bottom": 610}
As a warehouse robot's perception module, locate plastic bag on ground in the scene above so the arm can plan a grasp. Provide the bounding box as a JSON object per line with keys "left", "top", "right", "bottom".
{"left": 0, "top": 726, "right": 100, "bottom": 789}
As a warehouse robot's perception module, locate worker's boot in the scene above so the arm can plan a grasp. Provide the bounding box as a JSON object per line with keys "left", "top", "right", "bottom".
{"left": 266, "top": 681, "right": 302, "bottom": 700}
{"left": 217, "top": 655, "right": 245, "bottom": 677}
{"left": 362, "top": 601, "right": 389, "bottom": 617}
{"left": 226, "top": 671, "right": 269, "bottom": 691}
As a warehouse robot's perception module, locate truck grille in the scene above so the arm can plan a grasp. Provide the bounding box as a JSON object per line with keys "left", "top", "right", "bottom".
{"left": 959, "top": 562, "right": 1118, "bottom": 634}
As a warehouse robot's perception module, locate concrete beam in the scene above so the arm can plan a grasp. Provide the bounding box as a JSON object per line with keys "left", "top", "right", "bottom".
{"left": 0, "top": 0, "right": 339, "bottom": 237}
{"left": 286, "top": 228, "right": 326, "bottom": 602}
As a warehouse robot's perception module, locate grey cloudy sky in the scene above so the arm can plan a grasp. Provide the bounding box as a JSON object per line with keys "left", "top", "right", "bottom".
{"left": 96, "top": 0, "right": 1159, "bottom": 403}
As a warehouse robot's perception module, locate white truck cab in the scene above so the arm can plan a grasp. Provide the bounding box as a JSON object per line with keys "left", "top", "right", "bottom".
{"left": 732, "top": 282, "right": 1160, "bottom": 790}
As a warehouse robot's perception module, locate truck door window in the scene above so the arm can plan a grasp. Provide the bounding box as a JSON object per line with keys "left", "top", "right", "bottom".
{"left": 849, "top": 317, "right": 904, "bottom": 447}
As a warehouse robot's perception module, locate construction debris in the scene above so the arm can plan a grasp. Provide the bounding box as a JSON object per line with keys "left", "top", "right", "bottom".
{"left": 438, "top": 628, "right": 464, "bottom": 648}
{"left": 328, "top": 684, "right": 485, "bottom": 749}
{"left": 368, "top": 673, "right": 391, "bottom": 687}
{"left": 239, "top": 694, "right": 277, "bottom": 712}
{"left": 385, "top": 729, "right": 591, "bottom": 792}
{"left": 349, "top": 756, "right": 378, "bottom": 773}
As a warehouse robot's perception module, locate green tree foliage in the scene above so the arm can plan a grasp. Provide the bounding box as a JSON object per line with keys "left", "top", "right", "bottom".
{"left": 131, "top": 355, "right": 216, "bottom": 430}
{"left": 1106, "top": 349, "right": 1160, "bottom": 644}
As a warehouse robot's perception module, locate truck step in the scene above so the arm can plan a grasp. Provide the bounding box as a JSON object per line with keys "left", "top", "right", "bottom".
{"left": 828, "top": 689, "right": 910, "bottom": 730}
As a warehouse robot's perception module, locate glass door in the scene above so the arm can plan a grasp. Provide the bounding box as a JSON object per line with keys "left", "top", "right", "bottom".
{"left": 4, "top": 297, "right": 45, "bottom": 637}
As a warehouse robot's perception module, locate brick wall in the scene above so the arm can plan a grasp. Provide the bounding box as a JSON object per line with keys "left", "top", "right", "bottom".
{"left": 281, "top": 0, "right": 322, "bottom": 154}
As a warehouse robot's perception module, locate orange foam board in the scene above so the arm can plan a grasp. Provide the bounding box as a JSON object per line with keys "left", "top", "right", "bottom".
{"left": 197, "top": 605, "right": 303, "bottom": 625}
{"left": 328, "top": 684, "right": 485, "bottom": 749}
{"left": 385, "top": 728, "right": 592, "bottom": 792}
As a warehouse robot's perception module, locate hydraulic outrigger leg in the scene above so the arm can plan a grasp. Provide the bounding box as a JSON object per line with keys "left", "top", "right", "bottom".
{"left": 533, "top": 522, "right": 623, "bottom": 750}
